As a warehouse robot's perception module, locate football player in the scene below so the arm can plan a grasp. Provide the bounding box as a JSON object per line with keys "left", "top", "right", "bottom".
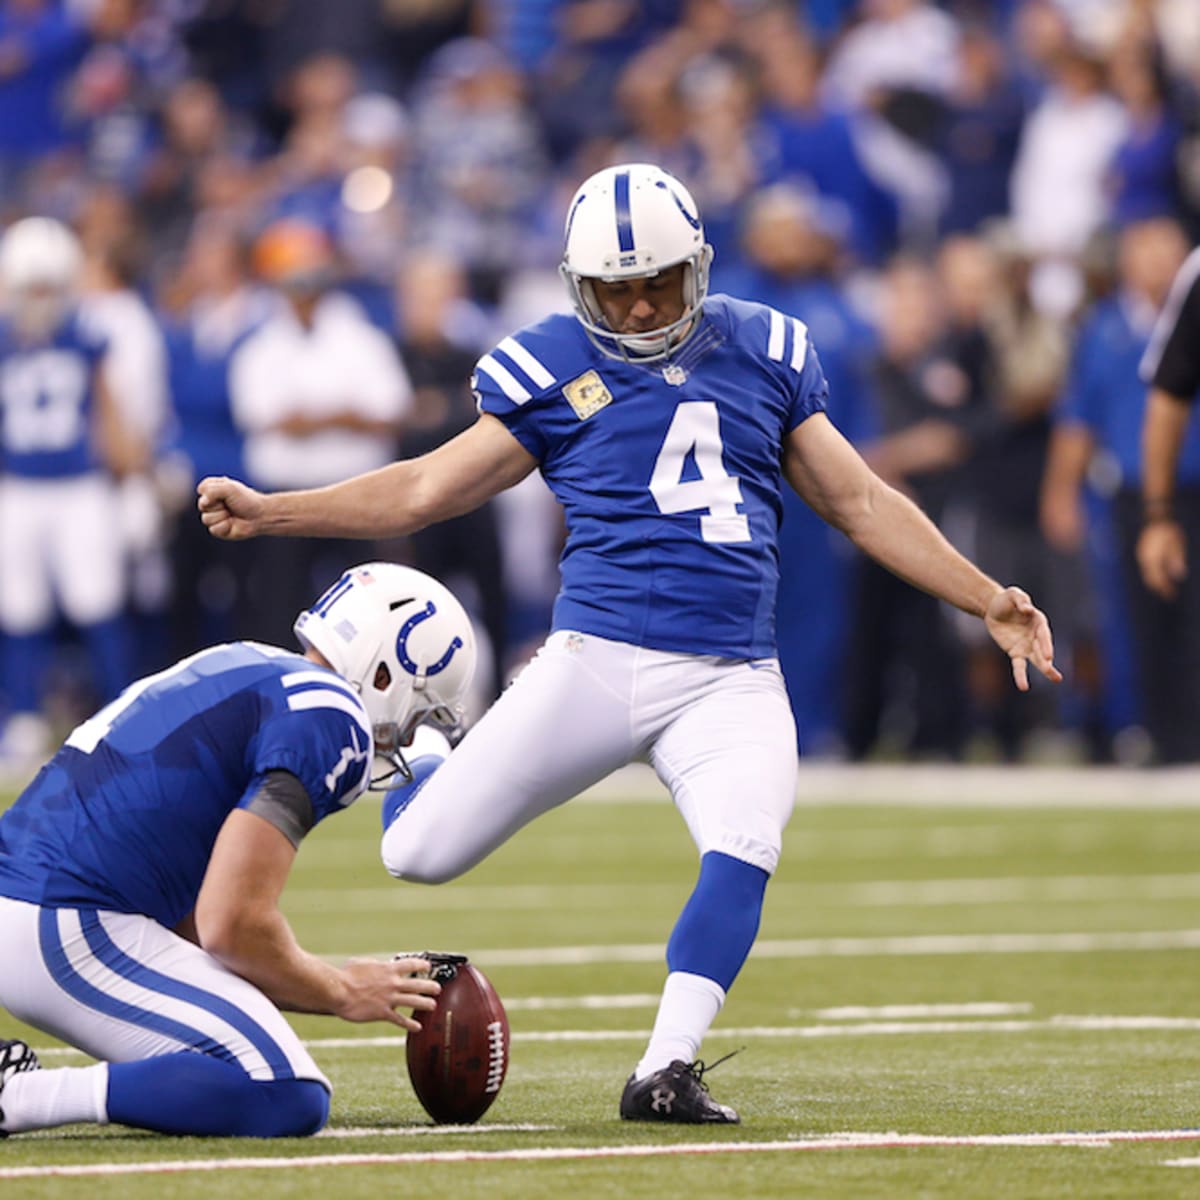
{"left": 0, "top": 217, "right": 142, "bottom": 764}
{"left": 198, "top": 164, "right": 1061, "bottom": 1123}
{"left": 0, "top": 563, "right": 473, "bottom": 1138}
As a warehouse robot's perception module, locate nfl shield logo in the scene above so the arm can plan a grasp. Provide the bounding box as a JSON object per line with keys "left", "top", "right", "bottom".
{"left": 663, "top": 364, "right": 687, "bottom": 386}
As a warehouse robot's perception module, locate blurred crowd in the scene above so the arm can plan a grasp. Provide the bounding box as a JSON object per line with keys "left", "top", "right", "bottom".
{"left": 1, "top": 0, "right": 1199, "bottom": 767}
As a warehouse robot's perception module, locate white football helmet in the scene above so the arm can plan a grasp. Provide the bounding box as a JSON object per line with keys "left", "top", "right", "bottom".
{"left": 0, "top": 216, "right": 83, "bottom": 340}
{"left": 294, "top": 563, "right": 477, "bottom": 789}
{"left": 560, "top": 163, "right": 713, "bottom": 362}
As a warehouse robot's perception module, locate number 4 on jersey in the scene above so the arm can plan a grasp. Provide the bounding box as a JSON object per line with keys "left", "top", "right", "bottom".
{"left": 649, "top": 401, "right": 750, "bottom": 544}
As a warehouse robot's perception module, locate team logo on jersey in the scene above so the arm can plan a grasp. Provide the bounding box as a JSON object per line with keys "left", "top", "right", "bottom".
{"left": 562, "top": 370, "right": 612, "bottom": 420}
{"left": 662, "top": 364, "right": 687, "bottom": 386}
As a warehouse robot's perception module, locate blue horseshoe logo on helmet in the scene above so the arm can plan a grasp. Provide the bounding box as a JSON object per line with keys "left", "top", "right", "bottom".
{"left": 396, "top": 601, "right": 463, "bottom": 677}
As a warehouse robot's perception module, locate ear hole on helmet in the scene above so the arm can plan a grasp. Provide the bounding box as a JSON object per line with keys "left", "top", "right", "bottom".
{"left": 373, "top": 662, "right": 391, "bottom": 690}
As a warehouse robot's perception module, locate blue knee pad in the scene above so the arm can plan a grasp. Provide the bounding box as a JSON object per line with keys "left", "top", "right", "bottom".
{"left": 108, "top": 1053, "right": 330, "bottom": 1137}
{"left": 666, "top": 851, "right": 769, "bottom": 992}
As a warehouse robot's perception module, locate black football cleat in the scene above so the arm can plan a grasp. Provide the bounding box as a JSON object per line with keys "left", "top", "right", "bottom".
{"left": 0, "top": 1039, "right": 39, "bottom": 1138}
{"left": 619, "top": 1058, "right": 740, "bottom": 1124}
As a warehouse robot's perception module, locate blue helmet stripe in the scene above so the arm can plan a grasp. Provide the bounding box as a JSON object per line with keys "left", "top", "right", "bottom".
{"left": 614, "top": 169, "right": 634, "bottom": 253}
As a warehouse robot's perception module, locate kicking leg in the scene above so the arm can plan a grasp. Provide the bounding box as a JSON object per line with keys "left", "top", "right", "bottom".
{"left": 381, "top": 632, "right": 639, "bottom": 884}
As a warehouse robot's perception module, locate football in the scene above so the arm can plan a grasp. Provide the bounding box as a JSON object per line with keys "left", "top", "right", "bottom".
{"left": 404, "top": 952, "right": 510, "bottom": 1124}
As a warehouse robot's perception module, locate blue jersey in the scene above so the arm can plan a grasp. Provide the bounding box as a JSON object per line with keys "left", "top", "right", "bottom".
{"left": 473, "top": 295, "right": 829, "bottom": 658}
{"left": 0, "top": 643, "right": 372, "bottom": 926}
{"left": 0, "top": 311, "right": 107, "bottom": 478}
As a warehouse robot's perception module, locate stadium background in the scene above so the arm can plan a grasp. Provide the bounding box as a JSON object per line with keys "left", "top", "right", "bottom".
{"left": 2, "top": 0, "right": 1200, "bottom": 768}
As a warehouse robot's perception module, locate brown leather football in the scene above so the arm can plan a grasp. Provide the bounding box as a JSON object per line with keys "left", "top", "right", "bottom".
{"left": 405, "top": 955, "right": 510, "bottom": 1124}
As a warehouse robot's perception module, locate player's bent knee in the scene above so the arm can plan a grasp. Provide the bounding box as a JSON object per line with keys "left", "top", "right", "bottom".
{"left": 260, "top": 1079, "right": 330, "bottom": 1138}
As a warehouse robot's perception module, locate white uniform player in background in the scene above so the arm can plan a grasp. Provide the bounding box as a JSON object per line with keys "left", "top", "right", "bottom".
{"left": 0, "top": 563, "right": 469, "bottom": 1138}
{"left": 0, "top": 218, "right": 145, "bottom": 766}
{"left": 199, "top": 164, "right": 1061, "bottom": 1123}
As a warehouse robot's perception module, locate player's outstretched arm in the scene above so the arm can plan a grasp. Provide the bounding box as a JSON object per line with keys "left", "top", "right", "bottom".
{"left": 784, "top": 413, "right": 1061, "bottom": 690}
{"left": 194, "top": 809, "right": 441, "bottom": 1030}
{"left": 197, "top": 414, "right": 537, "bottom": 541}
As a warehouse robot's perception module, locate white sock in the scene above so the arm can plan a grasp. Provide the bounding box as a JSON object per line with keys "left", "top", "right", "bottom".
{"left": 1, "top": 1064, "right": 109, "bottom": 1133}
{"left": 634, "top": 972, "right": 726, "bottom": 1080}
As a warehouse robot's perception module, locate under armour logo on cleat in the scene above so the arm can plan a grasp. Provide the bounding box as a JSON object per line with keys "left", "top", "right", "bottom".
{"left": 651, "top": 1086, "right": 676, "bottom": 1114}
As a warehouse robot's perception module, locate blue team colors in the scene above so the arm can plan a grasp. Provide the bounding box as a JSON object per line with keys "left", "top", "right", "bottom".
{"left": 0, "top": 311, "right": 107, "bottom": 477}
{"left": 473, "top": 295, "right": 829, "bottom": 659}
{"left": 0, "top": 643, "right": 372, "bottom": 926}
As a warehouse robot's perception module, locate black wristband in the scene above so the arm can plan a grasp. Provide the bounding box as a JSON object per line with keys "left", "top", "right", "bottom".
{"left": 1143, "top": 498, "right": 1176, "bottom": 524}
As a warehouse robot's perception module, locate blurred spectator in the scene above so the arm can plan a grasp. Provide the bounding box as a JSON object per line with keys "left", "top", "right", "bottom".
{"left": 1106, "top": 39, "right": 1185, "bottom": 227}
{"left": 842, "top": 257, "right": 975, "bottom": 759}
{"left": 939, "top": 23, "right": 1027, "bottom": 237}
{"left": 822, "top": 0, "right": 962, "bottom": 244}
{"left": 1041, "top": 216, "right": 1200, "bottom": 762}
{"left": 0, "top": 0, "right": 89, "bottom": 201}
{"left": 935, "top": 233, "right": 1075, "bottom": 755}
{"left": 137, "top": 76, "right": 250, "bottom": 263}
{"left": 161, "top": 219, "right": 275, "bottom": 657}
{"left": 79, "top": 221, "right": 172, "bottom": 674}
{"left": 228, "top": 217, "right": 411, "bottom": 645}
{"left": 713, "top": 183, "right": 877, "bottom": 754}
{"left": 534, "top": 0, "right": 677, "bottom": 160}
{"left": 748, "top": 12, "right": 897, "bottom": 263}
{"left": 1009, "top": 39, "right": 1128, "bottom": 314}
{"left": 395, "top": 251, "right": 505, "bottom": 700}
{"left": 0, "top": 217, "right": 142, "bottom": 764}
{"left": 410, "top": 38, "right": 548, "bottom": 302}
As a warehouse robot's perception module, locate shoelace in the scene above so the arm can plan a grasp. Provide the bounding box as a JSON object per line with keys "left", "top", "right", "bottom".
{"left": 684, "top": 1046, "right": 743, "bottom": 1091}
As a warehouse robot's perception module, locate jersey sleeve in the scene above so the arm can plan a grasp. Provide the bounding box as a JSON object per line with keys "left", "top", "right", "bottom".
{"left": 1142, "top": 247, "right": 1200, "bottom": 401}
{"left": 471, "top": 342, "right": 555, "bottom": 462}
{"left": 245, "top": 696, "right": 373, "bottom": 825}
{"left": 743, "top": 302, "right": 830, "bottom": 432}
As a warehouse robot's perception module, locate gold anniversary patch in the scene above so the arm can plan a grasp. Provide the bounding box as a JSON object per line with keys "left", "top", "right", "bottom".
{"left": 562, "top": 370, "right": 612, "bottom": 420}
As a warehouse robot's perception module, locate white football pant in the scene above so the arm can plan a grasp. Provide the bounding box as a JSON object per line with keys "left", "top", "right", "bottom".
{"left": 0, "top": 474, "right": 126, "bottom": 633}
{"left": 0, "top": 897, "right": 328, "bottom": 1088}
{"left": 382, "top": 630, "right": 799, "bottom": 882}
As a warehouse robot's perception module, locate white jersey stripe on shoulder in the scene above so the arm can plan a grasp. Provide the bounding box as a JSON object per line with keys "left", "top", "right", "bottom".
{"left": 767, "top": 309, "right": 785, "bottom": 361}
{"left": 497, "top": 337, "right": 555, "bottom": 389}
{"left": 286, "top": 688, "right": 371, "bottom": 736}
{"left": 475, "top": 354, "right": 532, "bottom": 405}
{"left": 790, "top": 318, "right": 809, "bottom": 373}
{"left": 280, "top": 670, "right": 357, "bottom": 699}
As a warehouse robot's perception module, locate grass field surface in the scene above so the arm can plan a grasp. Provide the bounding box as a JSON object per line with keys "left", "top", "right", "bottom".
{"left": 3, "top": 764, "right": 1200, "bottom": 1198}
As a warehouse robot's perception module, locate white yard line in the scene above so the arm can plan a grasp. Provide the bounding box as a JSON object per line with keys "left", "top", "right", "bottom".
{"left": 813, "top": 1002, "right": 1033, "bottom": 1020}
{"left": 4, "top": 1129, "right": 1200, "bottom": 1178}
{"left": 284, "top": 873, "right": 1200, "bottom": 914}
{"left": 35, "top": 1011, "right": 1200, "bottom": 1061}
{"left": 403, "top": 928, "right": 1200, "bottom": 967}
{"left": 316, "top": 1124, "right": 559, "bottom": 1139}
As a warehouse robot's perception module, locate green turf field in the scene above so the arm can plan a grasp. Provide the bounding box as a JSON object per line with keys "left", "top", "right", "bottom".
{"left": 3, "top": 765, "right": 1200, "bottom": 1198}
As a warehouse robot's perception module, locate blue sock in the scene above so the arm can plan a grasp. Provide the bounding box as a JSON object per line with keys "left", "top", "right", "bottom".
{"left": 2, "top": 631, "right": 53, "bottom": 712}
{"left": 666, "top": 851, "right": 769, "bottom": 991}
{"left": 381, "top": 754, "right": 443, "bottom": 831}
{"left": 80, "top": 615, "right": 134, "bottom": 703}
{"left": 107, "top": 1053, "right": 329, "bottom": 1137}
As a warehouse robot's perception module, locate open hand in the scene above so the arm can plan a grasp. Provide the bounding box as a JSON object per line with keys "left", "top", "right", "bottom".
{"left": 984, "top": 586, "right": 1063, "bottom": 691}
{"left": 336, "top": 957, "right": 442, "bottom": 1031}
{"left": 1137, "top": 520, "right": 1187, "bottom": 601}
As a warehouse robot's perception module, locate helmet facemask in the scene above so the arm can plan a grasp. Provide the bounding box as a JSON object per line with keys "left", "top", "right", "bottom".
{"left": 562, "top": 244, "right": 713, "bottom": 363}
